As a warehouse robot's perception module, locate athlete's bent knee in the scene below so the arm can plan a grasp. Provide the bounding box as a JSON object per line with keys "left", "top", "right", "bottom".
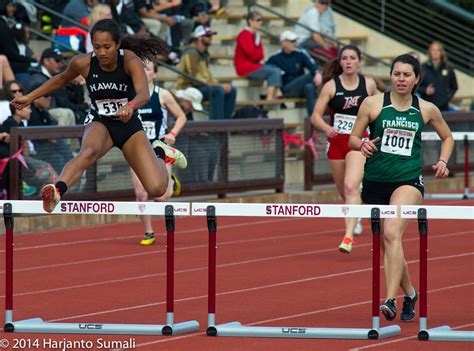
{"left": 147, "top": 181, "right": 168, "bottom": 198}
{"left": 78, "top": 147, "right": 102, "bottom": 164}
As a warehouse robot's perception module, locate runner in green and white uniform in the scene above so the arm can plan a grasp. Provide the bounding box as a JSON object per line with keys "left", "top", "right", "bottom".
{"left": 349, "top": 54, "right": 453, "bottom": 323}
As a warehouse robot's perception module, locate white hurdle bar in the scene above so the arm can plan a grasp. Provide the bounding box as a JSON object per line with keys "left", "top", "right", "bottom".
{"left": 193, "top": 202, "right": 401, "bottom": 340}
{"left": 1, "top": 200, "right": 199, "bottom": 335}
{"left": 401, "top": 205, "right": 474, "bottom": 342}
{"left": 422, "top": 132, "right": 474, "bottom": 200}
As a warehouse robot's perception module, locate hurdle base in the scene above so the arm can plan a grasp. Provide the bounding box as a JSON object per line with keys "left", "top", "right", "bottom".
{"left": 210, "top": 322, "right": 400, "bottom": 339}
{"left": 424, "top": 193, "right": 474, "bottom": 200}
{"left": 7, "top": 318, "right": 199, "bottom": 336}
{"left": 419, "top": 326, "right": 474, "bottom": 342}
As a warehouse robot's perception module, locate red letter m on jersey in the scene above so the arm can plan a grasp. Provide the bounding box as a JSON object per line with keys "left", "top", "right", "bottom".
{"left": 342, "top": 96, "right": 361, "bottom": 109}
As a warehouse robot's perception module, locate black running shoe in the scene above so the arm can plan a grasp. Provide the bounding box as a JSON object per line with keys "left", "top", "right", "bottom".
{"left": 401, "top": 290, "right": 418, "bottom": 322}
{"left": 380, "top": 298, "right": 397, "bottom": 321}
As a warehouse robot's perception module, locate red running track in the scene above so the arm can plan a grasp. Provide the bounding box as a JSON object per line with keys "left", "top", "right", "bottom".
{"left": 0, "top": 199, "right": 473, "bottom": 351}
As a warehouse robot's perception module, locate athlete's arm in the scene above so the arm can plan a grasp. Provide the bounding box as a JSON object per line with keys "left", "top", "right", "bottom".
{"left": 310, "top": 80, "right": 337, "bottom": 138}
{"left": 421, "top": 100, "right": 454, "bottom": 177}
{"left": 11, "top": 54, "right": 86, "bottom": 109}
{"left": 349, "top": 95, "right": 380, "bottom": 157}
{"left": 116, "top": 51, "right": 150, "bottom": 122}
{"left": 160, "top": 88, "right": 187, "bottom": 145}
{"left": 365, "top": 75, "right": 378, "bottom": 96}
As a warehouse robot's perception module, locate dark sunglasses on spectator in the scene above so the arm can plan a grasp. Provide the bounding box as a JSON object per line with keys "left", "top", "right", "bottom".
{"left": 255, "top": 18, "right": 263, "bottom": 22}
{"left": 10, "top": 89, "right": 23, "bottom": 94}
{"left": 42, "top": 95, "right": 51, "bottom": 98}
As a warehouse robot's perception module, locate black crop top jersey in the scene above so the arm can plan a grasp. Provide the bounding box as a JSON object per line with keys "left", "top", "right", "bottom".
{"left": 86, "top": 49, "right": 137, "bottom": 118}
{"left": 327, "top": 74, "right": 369, "bottom": 137}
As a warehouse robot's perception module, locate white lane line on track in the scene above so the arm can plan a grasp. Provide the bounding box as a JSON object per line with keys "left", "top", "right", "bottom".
{"left": 45, "top": 253, "right": 473, "bottom": 322}
{"left": 1, "top": 231, "right": 472, "bottom": 298}
{"left": 348, "top": 322, "right": 474, "bottom": 351}
{"left": 133, "top": 283, "right": 474, "bottom": 348}
{"left": 0, "top": 217, "right": 299, "bottom": 252}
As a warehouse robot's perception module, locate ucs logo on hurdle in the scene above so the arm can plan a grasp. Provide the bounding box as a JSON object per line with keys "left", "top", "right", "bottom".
{"left": 78, "top": 323, "right": 103, "bottom": 330}
{"left": 282, "top": 327, "right": 306, "bottom": 334}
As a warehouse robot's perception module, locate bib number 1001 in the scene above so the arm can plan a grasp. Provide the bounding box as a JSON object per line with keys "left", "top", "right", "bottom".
{"left": 380, "top": 128, "right": 415, "bottom": 156}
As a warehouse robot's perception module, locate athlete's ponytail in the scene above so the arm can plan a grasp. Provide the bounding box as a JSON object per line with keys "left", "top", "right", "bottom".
{"left": 120, "top": 36, "right": 170, "bottom": 61}
{"left": 321, "top": 44, "right": 362, "bottom": 87}
{"left": 90, "top": 19, "right": 170, "bottom": 61}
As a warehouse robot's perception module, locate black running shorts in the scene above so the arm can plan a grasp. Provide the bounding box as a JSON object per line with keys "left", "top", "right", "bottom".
{"left": 84, "top": 113, "right": 143, "bottom": 149}
{"left": 361, "top": 176, "right": 425, "bottom": 205}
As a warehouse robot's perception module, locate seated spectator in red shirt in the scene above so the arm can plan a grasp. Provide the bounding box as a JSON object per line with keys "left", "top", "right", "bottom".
{"left": 234, "top": 11, "right": 282, "bottom": 100}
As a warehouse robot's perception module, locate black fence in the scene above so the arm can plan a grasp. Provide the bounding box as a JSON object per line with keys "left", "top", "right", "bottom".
{"left": 9, "top": 119, "right": 285, "bottom": 200}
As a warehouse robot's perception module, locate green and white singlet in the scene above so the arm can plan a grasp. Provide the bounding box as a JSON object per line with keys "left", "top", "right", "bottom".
{"left": 364, "top": 92, "right": 424, "bottom": 182}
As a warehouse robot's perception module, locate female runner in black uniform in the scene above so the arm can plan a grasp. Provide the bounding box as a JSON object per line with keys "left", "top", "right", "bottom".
{"left": 11, "top": 19, "right": 186, "bottom": 212}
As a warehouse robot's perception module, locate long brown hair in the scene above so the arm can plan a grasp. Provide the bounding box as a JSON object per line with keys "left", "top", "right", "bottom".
{"left": 321, "top": 44, "right": 361, "bottom": 86}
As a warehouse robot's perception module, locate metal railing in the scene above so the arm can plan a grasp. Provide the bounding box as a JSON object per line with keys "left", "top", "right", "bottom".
{"left": 8, "top": 119, "right": 285, "bottom": 200}
{"left": 248, "top": 1, "right": 390, "bottom": 68}
{"left": 331, "top": 0, "right": 473, "bottom": 75}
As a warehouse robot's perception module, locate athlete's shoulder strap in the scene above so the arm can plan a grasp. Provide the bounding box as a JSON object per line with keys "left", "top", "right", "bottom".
{"left": 382, "top": 91, "right": 391, "bottom": 107}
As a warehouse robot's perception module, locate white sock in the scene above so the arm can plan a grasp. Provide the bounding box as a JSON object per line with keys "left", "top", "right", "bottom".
{"left": 409, "top": 289, "right": 416, "bottom": 300}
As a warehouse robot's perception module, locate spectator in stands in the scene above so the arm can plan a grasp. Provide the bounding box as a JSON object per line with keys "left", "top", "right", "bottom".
{"left": 0, "top": 0, "right": 30, "bottom": 24}
{"left": 295, "top": 0, "right": 337, "bottom": 61}
{"left": 24, "top": 48, "right": 65, "bottom": 92}
{"left": 133, "top": 0, "right": 177, "bottom": 38}
{"left": 62, "top": 0, "right": 99, "bottom": 28}
{"left": 208, "top": 0, "right": 223, "bottom": 15}
{"left": 174, "top": 86, "right": 219, "bottom": 183}
{"left": 0, "top": 13, "right": 36, "bottom": 84}
{"left": 419, "top": 41, "right": 458, "bottom": 112}
{"left": 11, "top": 22, "right": 35, "bottom": 60}
{"left": 177, "top": 25, "right": 237, "bottom": 119}
{"left": 28, "top": 84, "right": 74, "bottom": 173}
{"left": 1, "top": 79, "right": 25, "bottom": 124}
{"left": 25, "top": 49, "right": 77, "bottom": 127}
{"left": 175, "top": 86, "right": 203, "bottom": 120}
{"left": 86, "top": 3, "right": 113, "bottom": 52}
{"left": 2, "top": 103, "right": 58, "bottom": 196}
{"left": 234, "top": 11, "right": 282, "bottom": 101}
{"left": 169, "top": 0, "right": 210, "bottom": 47}
{"left": 266, "top": 30, "right": 321, "bottom": 117}
{"left": 0, "top": 55, "right": 15, "bottom": 88}
{"left": 100, "top": 0, "right": 149, "bottom": 36}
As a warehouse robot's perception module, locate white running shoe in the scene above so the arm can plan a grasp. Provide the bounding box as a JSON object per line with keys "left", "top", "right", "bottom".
{"left": 354, "top": 218, "right": 363, "bottom": 235}
{"left": 152, "top": 140, "right": 188, "bottom": 169}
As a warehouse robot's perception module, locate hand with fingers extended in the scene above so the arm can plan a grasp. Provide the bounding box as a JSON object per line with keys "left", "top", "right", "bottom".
{"left": 359, "top": 136, "right": 380, "bottom": 158}
{"left": 432, "top": 159, "right": 449, "bottom": 178}
{"left": 11, "top": 95, "right": 33, "bottom": 110}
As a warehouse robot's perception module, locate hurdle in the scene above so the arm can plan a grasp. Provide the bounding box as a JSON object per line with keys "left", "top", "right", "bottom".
{"left": 422, "top": 132, "right": 474, "bottom": 200}
{"left": 192, "top": 202, "right": 401, "bottom": 340}
{"left": 401, "top": 205, "right": 474, "bottom": 342}
{"left": 1, "top": 200, "right": 199, "bottom": 335}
